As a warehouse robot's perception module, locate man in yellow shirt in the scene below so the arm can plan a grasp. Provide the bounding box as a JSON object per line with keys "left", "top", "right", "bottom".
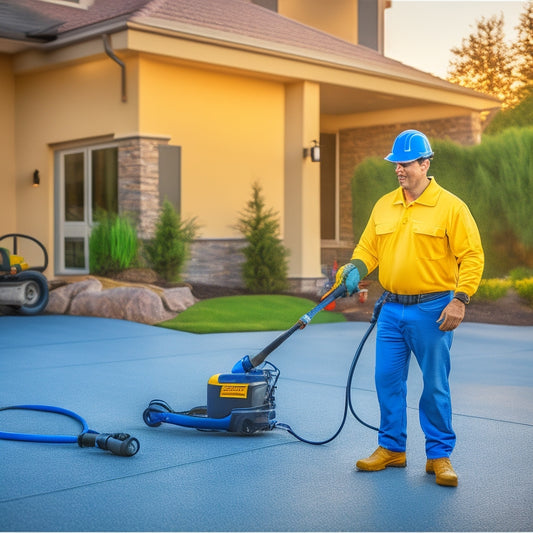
{"left": 332, "top": 130, "right": 484, "bottom": 486}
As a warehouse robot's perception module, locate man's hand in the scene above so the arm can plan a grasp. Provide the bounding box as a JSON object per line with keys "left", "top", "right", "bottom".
{"left": 437, "top": 298, "right": 465, "bottom": 331}
{"left": 321, "top": 262, "right": 360, "bottom": 302}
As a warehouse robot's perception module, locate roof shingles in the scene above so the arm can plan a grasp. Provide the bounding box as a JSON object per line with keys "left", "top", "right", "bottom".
{"left": 1, "top": 0, "right": 491, "bottom": 96}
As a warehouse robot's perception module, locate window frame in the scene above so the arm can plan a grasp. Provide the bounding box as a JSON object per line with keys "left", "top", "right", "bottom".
{"left": 54, "top": 142, "right": 119, "bottom": 275}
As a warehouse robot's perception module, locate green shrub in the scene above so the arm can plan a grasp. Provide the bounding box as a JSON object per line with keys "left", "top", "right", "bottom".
{"left": 351, "top": 158, "right": 395, "bottom": 243}
{"left": 473, "top": 278, "right": 511, "bottom": 301}
{"left": 514, "top": 277, "right": 533, "bottom": 305}
{"left": 235, "top": 182, "right": 289, "bottom": 294}
{"left": 89, "top": 211, "right": 139, "bottom": 276}
{"left": 484, "top": 90, "right": 533, "bottom": 135}
{"left": 508, "top": 266, "right": 533, "bottom": 282}
{"left": 144, "top": 199, "right": 198, "bottom": 282}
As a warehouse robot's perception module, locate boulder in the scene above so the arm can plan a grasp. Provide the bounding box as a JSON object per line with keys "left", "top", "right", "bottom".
{"left": 70, "top": 286, "right": 176, "bottom": 324}
{"left": 46, "top": 276, "right": 198, "bottom": 325}
{"left": 161, "top": 286, "right": 198, "bottom": 313}
{"left": 46, "top": 278, "right": 103, "bottom": 315}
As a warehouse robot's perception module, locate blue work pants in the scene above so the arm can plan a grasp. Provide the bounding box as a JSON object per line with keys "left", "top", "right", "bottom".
{"left": 375, "top": 294, "right": 455, "bottom": 458}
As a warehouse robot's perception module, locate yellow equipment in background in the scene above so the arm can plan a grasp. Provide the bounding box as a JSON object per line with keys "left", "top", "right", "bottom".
{"left": 0, "top": 234, "right": 49, "bottom": 315}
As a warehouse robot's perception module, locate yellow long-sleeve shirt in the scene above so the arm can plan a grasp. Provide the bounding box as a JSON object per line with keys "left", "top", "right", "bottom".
{"left": 352, "top": 178, "right": 484, "bottom": 296}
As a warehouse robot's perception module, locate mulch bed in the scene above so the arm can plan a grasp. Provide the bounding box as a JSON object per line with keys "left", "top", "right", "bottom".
{"left": 189, "top": 281, "right": 533, "bottom": 327}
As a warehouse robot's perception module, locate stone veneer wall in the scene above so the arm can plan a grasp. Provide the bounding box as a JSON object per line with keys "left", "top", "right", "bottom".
{"left": 184, "top": 239, "right": 324, "bottom": 294}
{"left": 118, "top": 135, "right": 170, "bottom": 239}
{"left": 185, "top": 239, "right": 246, "bottom": 288}
{"left": 322, "top": 114, "right": 483, "bottom": 269}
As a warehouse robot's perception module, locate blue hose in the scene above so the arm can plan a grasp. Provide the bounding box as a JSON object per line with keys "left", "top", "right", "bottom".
{"left": 0, "top": 404, "right": 91, "bottom": 443}
{"left": 275, "top": 292, "right": 389, "bottom": 444}
{"left": 0, "top": 404, "right": 139, "bottom": 456}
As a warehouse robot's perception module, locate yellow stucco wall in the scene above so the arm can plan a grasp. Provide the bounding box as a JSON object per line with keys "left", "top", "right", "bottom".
{"left": 11, "top": 49, "right": 287, "bottom": 273}
{"left": 138, "top": 56, "right": 286, "bottom": 239}
{"left": 0, "top": 54, "right": 17, "bottom": 235}
{"left": 278, "top": 0, "right": 358, "bottom": 45}
{"left": 12, "top": 53, "right": 139, "bottom": 271}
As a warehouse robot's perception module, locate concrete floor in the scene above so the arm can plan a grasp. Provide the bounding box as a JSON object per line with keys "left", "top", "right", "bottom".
{"left": 0, "top": 314, "right": 532, "bottom": 531}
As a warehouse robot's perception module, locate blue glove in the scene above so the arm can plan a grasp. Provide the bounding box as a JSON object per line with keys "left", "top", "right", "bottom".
{"left": 320, "top": 262, "right": 362, "bottom": 302}
{"left": 322, "top": 262, "right": 360, "bottom": 298}
{"left": 337, "top": 263, "right": 360, "bottom": 295}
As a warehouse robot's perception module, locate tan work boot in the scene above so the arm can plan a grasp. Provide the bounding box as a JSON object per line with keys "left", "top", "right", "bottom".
{"left": 426, "top": 457, "right": 458, "bottom": 487}
{"left": 355, "top": 446, "right": 406, "bottom": 471}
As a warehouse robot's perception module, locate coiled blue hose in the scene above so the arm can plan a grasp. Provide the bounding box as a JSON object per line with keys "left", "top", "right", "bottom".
{"left": 0, "top": 404, "right": 91, "bottom": 443}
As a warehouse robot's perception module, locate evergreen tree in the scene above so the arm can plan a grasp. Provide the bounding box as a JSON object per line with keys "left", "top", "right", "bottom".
{"left": 236, "top": 182, "right": 289, "bottom": 294}
{"left": 144, "top": 199, "right": 198, "bottom": 282}
{"left": 515, "top": 1, "right": 533, "bottom": 95}
{"left": 483, "top": 3, "right": 533, "bottom": 134}
{"left": 447, "top": 14, "right": 518, "bottom": 108}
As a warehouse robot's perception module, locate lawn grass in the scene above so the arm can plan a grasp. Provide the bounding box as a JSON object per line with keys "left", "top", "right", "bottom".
{"left": 157, "top": 294, "right": 346, "bottom": 333}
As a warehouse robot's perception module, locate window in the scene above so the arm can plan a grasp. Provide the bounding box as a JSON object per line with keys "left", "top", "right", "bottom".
{"left": 55, "top": 144, "right": 118, "bottom": 274}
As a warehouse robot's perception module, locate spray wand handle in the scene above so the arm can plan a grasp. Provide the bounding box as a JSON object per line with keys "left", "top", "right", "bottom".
{"left": 298, "top": 285, "right": 346, "bottom": 326}
{"left": 232, "top": 285, "right": 347, "bottom": 373}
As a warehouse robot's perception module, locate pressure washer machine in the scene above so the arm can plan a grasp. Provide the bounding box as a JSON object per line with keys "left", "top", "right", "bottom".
{"left": 143, "top": 362, "right": 279, "bottom": 435}
{"left": 142, "top": 285, "right": 383, "bottom": 443}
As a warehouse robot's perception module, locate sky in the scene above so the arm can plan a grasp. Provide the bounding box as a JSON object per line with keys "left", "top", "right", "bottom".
{"left": 384, "top": 0, "right": 528, "bottom": 79}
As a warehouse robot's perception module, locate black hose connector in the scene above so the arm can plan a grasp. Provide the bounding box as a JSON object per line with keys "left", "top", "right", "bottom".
{"left": 78, "top": 432, "right": 140, "bottom": 456}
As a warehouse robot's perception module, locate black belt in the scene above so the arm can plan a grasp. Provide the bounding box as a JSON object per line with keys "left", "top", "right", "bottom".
{"left": 385, "top": 291, "right": 451, "bottom": 305}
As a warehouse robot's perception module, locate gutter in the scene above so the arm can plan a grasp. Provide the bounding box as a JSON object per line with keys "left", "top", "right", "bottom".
{"left": 102, "top": 33, "right": 126, "bottom": 103}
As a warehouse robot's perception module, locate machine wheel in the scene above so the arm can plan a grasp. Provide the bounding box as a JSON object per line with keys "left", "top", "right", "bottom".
{"left": 15, "top": 271, "right": 49, "bottom": 315}
{"left": 143, "top": 408, "right": 162, "bottom": 427}
{"left": 240, "top": 419, "right": 256, "bottom": 435}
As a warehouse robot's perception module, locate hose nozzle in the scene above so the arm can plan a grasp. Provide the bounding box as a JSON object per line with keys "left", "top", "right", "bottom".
{"left": 78, "top": 432, "right": 140, "bottom": 456}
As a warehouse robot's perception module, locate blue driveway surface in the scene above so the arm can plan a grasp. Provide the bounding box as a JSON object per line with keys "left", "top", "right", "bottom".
{"left": 0, "top": 314, "right": 532, "bottom": 532}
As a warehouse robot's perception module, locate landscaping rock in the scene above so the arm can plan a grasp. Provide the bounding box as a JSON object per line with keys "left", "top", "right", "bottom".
{"left": 161, "top": 286, "right": 198, "bottom": 313}
{"left": 46, "top": 278, "right": 103, "bottom": 315}
{"left": 46, "top": 276, "right": 198, "bottom": 325}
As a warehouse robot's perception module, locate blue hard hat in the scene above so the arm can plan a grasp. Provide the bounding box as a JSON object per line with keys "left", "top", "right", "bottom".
{"left": 384, "top": 129, "right": 434, "bottom": 163}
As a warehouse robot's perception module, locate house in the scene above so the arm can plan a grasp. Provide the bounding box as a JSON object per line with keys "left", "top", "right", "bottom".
{"left": 0, "top": 0, "right": 499, "bottom": 292}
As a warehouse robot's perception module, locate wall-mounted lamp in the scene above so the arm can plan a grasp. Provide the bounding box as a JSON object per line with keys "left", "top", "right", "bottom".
{"left": 32, "top": 169, "right": 40, "bottom": 188}
{"left": 303, "top": 139, "right": 320, "bottom": 162}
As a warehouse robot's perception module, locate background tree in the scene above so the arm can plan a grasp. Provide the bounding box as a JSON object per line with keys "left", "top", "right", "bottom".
{"left": 483, "top": 2, "right": 533, "bottom": 134}
{"left": 235, "top": 182, "right": 289, "bottom": 294}
{"left": 447, "top": 13, "right": 518, "bottom": 108}
{"left": 515, "top": 1, "right": 533, "bottom": 95}
{"left": 144, "top": 199, "right": 198, "bottom": 282}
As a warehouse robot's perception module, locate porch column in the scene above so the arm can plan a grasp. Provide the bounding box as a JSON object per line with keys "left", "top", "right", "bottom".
{"left": 284, "top": 81, "right": 324, "bottom": 290}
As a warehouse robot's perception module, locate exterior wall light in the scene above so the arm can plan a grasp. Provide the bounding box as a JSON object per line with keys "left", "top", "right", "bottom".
{"left": 303, "top": 140, "right": 320, "bottom": 162}
{"left": 33, "top": 169, "right": 40, "bottom": 187}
